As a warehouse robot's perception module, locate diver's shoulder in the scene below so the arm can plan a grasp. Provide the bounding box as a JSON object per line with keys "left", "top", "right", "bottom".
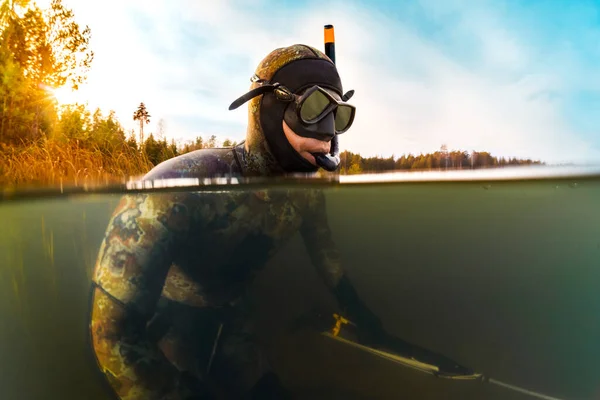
{"left": 142, "top": 145, "right": 243, "bottom": 180}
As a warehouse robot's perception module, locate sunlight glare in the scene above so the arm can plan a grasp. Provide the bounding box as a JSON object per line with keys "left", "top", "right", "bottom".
{"left": 52, "top": 86, "right": 79, "bottom": 105}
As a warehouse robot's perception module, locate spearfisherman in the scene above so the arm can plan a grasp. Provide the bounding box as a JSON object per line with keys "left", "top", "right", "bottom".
{"left": 89, "top": 43, "right": 386, "bottom": 399}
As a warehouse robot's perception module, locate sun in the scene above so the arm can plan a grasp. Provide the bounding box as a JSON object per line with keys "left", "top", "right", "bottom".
{"left": 51, "top": 86, "right": 80, "bottom": 105}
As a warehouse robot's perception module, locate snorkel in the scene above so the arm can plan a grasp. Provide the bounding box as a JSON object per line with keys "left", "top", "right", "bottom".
{"left": 308, "top": 25, "right": 356, "bottom": 171}
{"left": 312, "top": 24, "right": 342, "bottom": 172}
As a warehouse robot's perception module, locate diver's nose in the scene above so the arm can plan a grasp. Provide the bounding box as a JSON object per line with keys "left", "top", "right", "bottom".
{"left": 317, "top": 112, "right": 336, "bottom": 142}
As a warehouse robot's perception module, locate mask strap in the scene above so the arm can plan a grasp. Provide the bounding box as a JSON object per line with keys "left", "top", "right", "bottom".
{"left": 228, "top": 85, "right": 278, "bottom": 110}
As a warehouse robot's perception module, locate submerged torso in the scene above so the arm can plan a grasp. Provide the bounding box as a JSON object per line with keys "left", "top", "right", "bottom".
{"left": 94, "top": 145, "right": 324, "bottom": 310}
{"left": 160, "top": 188, "right": 314, "bottom": 307}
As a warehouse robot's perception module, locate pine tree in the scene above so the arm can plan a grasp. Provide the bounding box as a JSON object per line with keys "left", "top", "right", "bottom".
{"left": 132, "top": 102, "right": 150, "bottom": 144}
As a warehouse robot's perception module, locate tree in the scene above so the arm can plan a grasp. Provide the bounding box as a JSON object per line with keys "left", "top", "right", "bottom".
{"left": 142, "top": 133, "right": 178, "bottom": 166}
{"left": 133, "top": 102, "right": 150, "bottom": 144}
{"left": 91, "top": 108, "right": 126, "bottom": 153}
{"left": 156, "top": 118, "right": 165, "bottom": 140}
{"left": 44, "top": 0, "right": 94, "bottom": 90}
{"left": 0, "top": 0, "right": 93, "bottom": 142}
{"left": 55, "top": 103, "right": 90, "bottom": 142}
{"left": 347, "top": 163, "right": 362, "bottom": 174}
{"left": 206, "top": 134, "right": 217, "bottom": 148}
{"left": 126, "top": 134, "right": 138, "bottom": 151}
{"left": 169, "top": 139, "right": 177, "bottom": 155}
{"left": 440, "top": 144, "right": 449, "bottom": 169}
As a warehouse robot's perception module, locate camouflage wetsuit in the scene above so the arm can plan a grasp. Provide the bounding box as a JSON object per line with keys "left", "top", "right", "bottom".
{"left": 89, "top": 45, "right": 384, "bottom": 400}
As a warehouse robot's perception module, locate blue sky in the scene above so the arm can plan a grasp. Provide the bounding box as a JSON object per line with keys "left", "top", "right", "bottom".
{"left": 49, "top": 0, "right": 600, "bottom": 164}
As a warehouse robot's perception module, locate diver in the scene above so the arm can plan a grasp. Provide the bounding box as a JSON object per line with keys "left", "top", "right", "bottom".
{"left": 89, "top": 44, "right": 386, "bottom": 400}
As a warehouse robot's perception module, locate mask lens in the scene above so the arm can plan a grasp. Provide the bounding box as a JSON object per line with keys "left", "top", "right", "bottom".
{"left": 335, "top": 105, "right": 354, "bottom": 132}
{"left": 300, "top": 90, "right": 331, "bottom": 122}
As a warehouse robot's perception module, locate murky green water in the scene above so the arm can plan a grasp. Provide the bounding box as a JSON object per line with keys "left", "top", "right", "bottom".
{"left": 1, "top": 172, "right": 600, "bottom": 400}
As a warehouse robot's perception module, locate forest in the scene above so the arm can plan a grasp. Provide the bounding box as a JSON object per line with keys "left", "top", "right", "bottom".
{"left": 0, "top": 0, "right": 542, "bottom": 186}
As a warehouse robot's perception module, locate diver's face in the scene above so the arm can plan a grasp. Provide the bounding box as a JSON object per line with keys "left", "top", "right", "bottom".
{"left": 283, "top": 120, "right": 331, "bottom": 166}
{"left": 282, "top": 87, "right": 343, "bottom": 166}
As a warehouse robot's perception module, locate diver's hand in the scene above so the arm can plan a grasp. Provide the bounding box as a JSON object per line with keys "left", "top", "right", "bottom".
{"left": 333, "top": 275, "right": 387, "bottom": 347}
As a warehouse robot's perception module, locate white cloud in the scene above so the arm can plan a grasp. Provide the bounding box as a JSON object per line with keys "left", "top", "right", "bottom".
{"left": 52, "top": 0, "right": 600, "bottom": 164}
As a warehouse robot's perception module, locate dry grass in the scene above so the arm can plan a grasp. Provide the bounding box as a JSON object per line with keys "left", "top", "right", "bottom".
{"left": 0, "top": 139, "right": 154, "bottom": 188}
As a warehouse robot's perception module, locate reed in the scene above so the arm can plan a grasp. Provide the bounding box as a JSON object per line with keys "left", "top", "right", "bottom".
{"left": 0, "top": 139, "right": 153, "bottom": 187}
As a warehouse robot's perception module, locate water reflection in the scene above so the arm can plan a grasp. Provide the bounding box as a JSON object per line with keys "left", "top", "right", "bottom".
{"left": 340, "top": 164, "right": 600, "bottom": 183}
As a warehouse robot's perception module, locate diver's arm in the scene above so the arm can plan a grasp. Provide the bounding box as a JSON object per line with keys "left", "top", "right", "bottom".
{"left": 90, "top": 193, "right": 200, "bottom": 400}
{"left": 300, "top": 190, "right": 385, "bottom": 345}
{"left": 299, "top": 190, "right": 344, "bottom": 290}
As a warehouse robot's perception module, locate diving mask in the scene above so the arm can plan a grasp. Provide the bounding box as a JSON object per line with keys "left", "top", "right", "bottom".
{"left": 229, "top": 78, "right": 356, "bottom": 139}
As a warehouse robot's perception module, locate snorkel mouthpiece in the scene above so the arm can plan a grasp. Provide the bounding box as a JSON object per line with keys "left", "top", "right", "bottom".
{"left": 313, "top": 137, "right": 340, "bottom": 171}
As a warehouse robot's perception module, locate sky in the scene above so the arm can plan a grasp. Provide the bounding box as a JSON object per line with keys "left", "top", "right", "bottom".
{"left": 37, "top": 0, "right": 600, "bottom": 164}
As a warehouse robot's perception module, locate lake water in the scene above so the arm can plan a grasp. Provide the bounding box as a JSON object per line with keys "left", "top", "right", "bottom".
{"left": 1, "top": 166, "right": 599, "bottom": 400}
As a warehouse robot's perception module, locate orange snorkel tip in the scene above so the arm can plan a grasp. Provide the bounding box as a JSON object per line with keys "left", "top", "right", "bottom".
{"left": 324, "top": 24, "right": 335, "bottom": 44}
{"left": 324, "top": 24, "right": 335, "bottom": 64}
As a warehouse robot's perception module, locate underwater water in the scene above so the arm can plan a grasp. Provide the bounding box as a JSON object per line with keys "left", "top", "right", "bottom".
{"left": 1, "top": 167, "right": 600, "bottom": 400}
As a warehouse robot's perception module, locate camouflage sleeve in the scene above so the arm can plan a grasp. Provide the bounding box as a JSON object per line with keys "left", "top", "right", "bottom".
{"left": 90, "top": 193, "right": 197, "bottom": 400}
{"left": 299, "top": 189, "right": 345, "bottom": 290}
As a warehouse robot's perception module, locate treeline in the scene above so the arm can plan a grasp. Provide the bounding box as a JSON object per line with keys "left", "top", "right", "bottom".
{"left": 0, "top": 100, "right": 241, "bottom": 184}
{"left": 338, "top": 149, "right": 543, "bottom": 174}
{"left": 137, "top": 130, "right": 239, "bottom": 166}
{"left": 129, "top": 102, "right": 240, "bottom": 166}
